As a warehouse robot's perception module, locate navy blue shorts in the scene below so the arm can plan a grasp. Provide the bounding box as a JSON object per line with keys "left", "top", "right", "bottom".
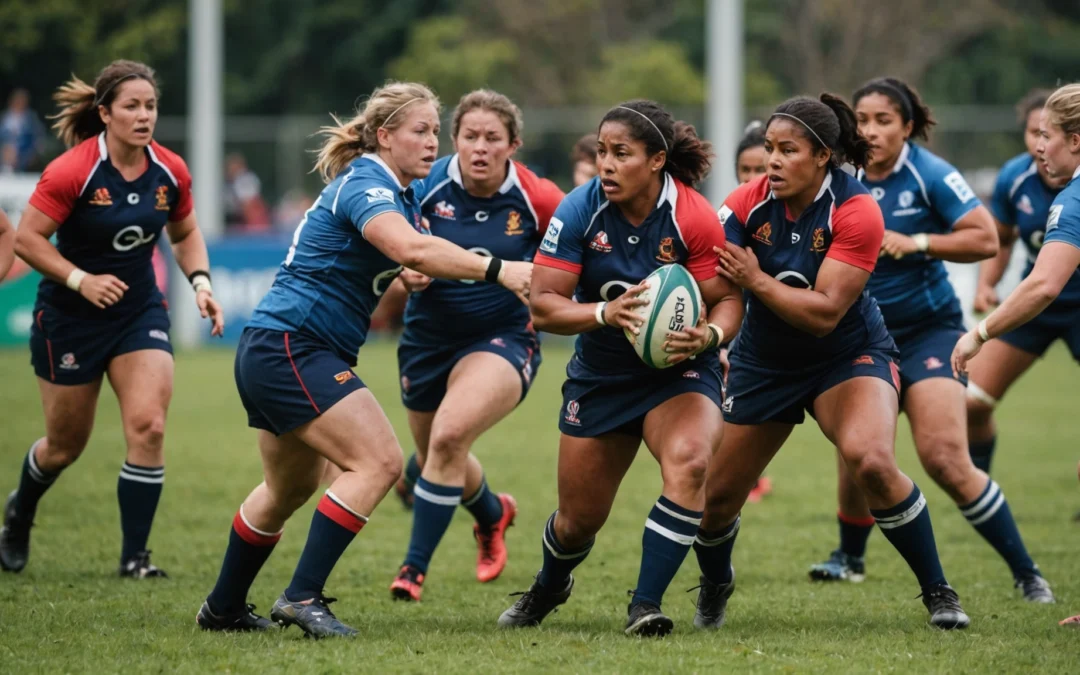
{"left": 998, "top": 300, "right": 1080, "bottom": 361}
{"left": 29, "top": 300, "right": 173, "bottom": 386}
{"left": 398, "top": 330, "right": 541, "bottom": 412}
{"left": 558, "top": 353, "right": 725, "bottom": 438}
{"left": 893, "top": 321, "right": 968, "bottom": 394}
{"left": 724, "top": 346, "right": 900, "bottom": 426}
{"left": 235, "top": 327, "right": 366, "bottom": 436}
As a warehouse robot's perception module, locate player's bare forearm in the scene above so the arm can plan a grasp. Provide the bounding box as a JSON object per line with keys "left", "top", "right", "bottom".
{"left": 14, "top": 208, "right": 78, "bottom": 286}
{"left": 978, "top": 241, "right": 1014, "bottom": 289}
{"left": 749, "top": 276, "right": 843, "bottom": 336}
{"left": 167, "top": 215, "right": 211, "bottom": 278}
{"left": 0, "top": 208, "right": 14, "bottom": 280}
{"left": 926, "top": 207, "right": 999, "bottom": 263}
{"left": 982, "top": 242, "right": 1080, "bottom": 339}
{"left": 701, "top": 276, "right": 744, "bottom": 345}
{"left": 404, "top": 235, "right": 488, "bottom": 281}
{"left": 531, "top": 290, "right": 601, "bottom": 335}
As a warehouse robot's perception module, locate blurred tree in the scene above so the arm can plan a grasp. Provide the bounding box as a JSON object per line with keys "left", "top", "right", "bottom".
{"left": 588, "top": 41, "right": 705, "bottom": 105}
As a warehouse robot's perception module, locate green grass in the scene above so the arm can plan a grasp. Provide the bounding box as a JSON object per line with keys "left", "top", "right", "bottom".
{"left": 0, "top": 339, "right": 1077, "bottom": 674}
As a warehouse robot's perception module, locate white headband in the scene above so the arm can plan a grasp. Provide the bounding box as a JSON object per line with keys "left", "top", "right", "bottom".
{"left": 771, "top": 113, "right": 829, "bottom": 150}
{"left": 616, "top": 106, "right": 668, "bottom": 152}
{"left": 381, "top": 98, "right": 422, "bottom": 129}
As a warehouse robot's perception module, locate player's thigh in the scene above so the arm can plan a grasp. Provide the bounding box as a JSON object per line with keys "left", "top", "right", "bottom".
{"left": 965, "top": 338, "right": 1038, "bottom": 402}
{"left": 36, "top": 376, "right": 105, "bottom": 457}
{"left": 258, "top": 429, "right": 326, "bottom": 506}
{"left": 429, "top": 351, "right": 523, "bottom": 450}
{"left": 107, "top": 349, "right": 175, "bottom": 442}
{"left": 556, "top": 432, "right": 641, "bottom": 537}
{"left": 903, "top": 377, "right": 975, "bottom": 485}
{"left": 813, "top": 376, "right": 900, "bottom": 489}
{"left": 642, "top": 391, "right": 723, "bottom": 485}
{"left": 703, "top": 421, "right": 792, "bottom": 517}
{"left": 406, "top": 409, "right": 436, "bottom": 464}
{"left": 291, "top": 387, "right": 404, "bottom": 481}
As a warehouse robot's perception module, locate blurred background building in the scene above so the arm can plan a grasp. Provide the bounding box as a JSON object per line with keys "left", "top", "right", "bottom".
{"left": 1, "top": 0, "right": 1078, "bottom": 347}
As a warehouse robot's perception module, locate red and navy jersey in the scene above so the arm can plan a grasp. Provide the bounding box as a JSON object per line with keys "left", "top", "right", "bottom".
{"left": 28, "top": 132, "right": 192, "bottom": 319}
{"left": 535, "top": 173, "right": 724, "bottom": 373}
{"left": 719, "top": 167, "right": 890, "bottom": 367}
{"left": 404, "top": 155, "right": 563, "bottom": 343}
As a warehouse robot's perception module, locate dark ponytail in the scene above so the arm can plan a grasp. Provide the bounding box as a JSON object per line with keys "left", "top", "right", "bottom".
{"left": 50, "top": 60, "right": 159, "bottom": 148}
{"left": 820, "top": 93, "right": 872, "bottom": 168}
{"left": 852, "top": 77, "right": 936, "bottom": 141}
{"left": 768, "top": 93, "right": 872, "bottom": 169}
{"left": 599, "top": 99, "right": 715, "bottom": 187}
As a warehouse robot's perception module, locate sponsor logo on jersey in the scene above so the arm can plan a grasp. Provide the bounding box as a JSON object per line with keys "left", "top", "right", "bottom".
{"left": 924, "top": 356, "right": 944, "bottom": 370}
{"left": 810, "top": 227, "right": 826, "bottom": 252}
{"left": 89, "top": 188, "right": 113, "bottom": 206}
{"left": 540, "top": 218, "right": 562, "bottom": 254}
{"left": 722, "top": 396, "right": 734, "bottom": 413}
{"left": 113, "top": 225, "right": 157, "bottom": 252}
{"left": 365, "top": 187, "right": 395, "bottom": 204}
{"left": 1047, "top": 204, "right": 1063, "bottom": 230}
{"left": 505, "top": 210, "right": 524, "bottom": 236}
{"left": 154, "top": 185, "right": 170, "bottom": 211}
{"left": 589, "top": 231, "right": 612, "bottom": 253}
{"left": 898, "top": 190, "right": 915, "bottom": 208}
{"left": 656, "top": 237, "right": 678, "bottom": 263}
{"left": 944, "top": 171, "right": 975, "bottom": 203}
{"left": 334, "top": 370, "right": 356, "bottom": 384}
{"left": 753, "top": 222, "right": 773, "bottom": 245}
{"left": 871, "top": 187, "right": 886, "bottom": 201}
{"left": 148, "top": 329, "right": 169, "bottom": 343}
{"left": 683, "top": 370, "right": 700, "bottom": 379}
{"left": 717, "top": 205, "right": 732, "bottom": 225}
{"left": 1017, "top": 194, "right": 1034, "bottom": 215}
{"left": 791, "top": 232, "right": 801, "bottom": 244}
{"left": 852, "top": 355, "right": 875, "bottom": 366}
{"left": 59, "top": 352, "right": 79, "bottom": 370}
{"left": 564, "top": 399, "right": 582, "bottom": 426}
{"left": 490, "top": 337, "right": 507, "bottom": 348}
{"left": 433, "top": 200, "right": 456, "bottom": 219}
{"left": 522, "top": 360, "right": 533, "bottom": 385}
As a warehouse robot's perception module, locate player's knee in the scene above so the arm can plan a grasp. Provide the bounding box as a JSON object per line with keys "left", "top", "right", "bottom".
{"left": 554, "top": 509, "right": 601, "bottom": 548}
{"left": 920, "top": 444, "right": 971, "bottom": 490}
{"left": 127, "top": 410, "right": 167, "bottom": 453}
{"left": 703, "top": 482, "right": 744, "bottom": 523}
{"left": 847, "top": 445, "right": 897, "bottom": 497}
{"left": 427, "top": 422, "right": 473, "bottom": 460}
{"left": 271, "top": 479, "right": 319, "bottom": 517}
{"left": 662, "top": 438, "right": 711, "bottom": 491}
{"left": 966, "top": 397, "right": 994, "bottom": 433}
{"left": 369, "top": 447, "right": 405, "bottom": 489}
{"left": 43, "top": 428, "right": 92, "bottom": 469}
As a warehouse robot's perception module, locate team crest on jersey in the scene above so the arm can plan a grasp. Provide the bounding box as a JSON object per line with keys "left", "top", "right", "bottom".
{"left": 334, "top": 370, "right": 356, "bottom": 384}
{"left": 88, "top": 188, "right": 113, "bottom": 206}
{"left": 490, "top": 337, "right": 507, "bottom": 348}
{"left": 753, "top": 222, "right": 773, "bottom": 245}
{"left": 1017, "top": 194, "right": 1034, "bottom": 215}
{"left": 505, "top": 210, "right": 524, "bottom": 236}
{"left": 58, "top": 352, "right": 79, "bottom": 370}
{"left": 433, "top": 201, "right": 456, "bottom": 219}
{"left": 656, "top": 237, "right": 678, "bottom": 263}
{"left": 154, "top": 185, "right": 170, "bottom": 211}
{"left": 589, "top": 231, "right": 613, "bottom": 253}
{"left": 852, "top": 355, "right": 875, "bottom": 366}
{"left": 810, "top": 227, "right": 826, "bottom": 252}
{"left": 366, "top": 187, "right": 395, "bottom": 204}
{"left": 564, "top": 400, "right": 582, "bottom": 426}
{"left": 898, "top": 190, "right": 915, "bottom": 209}
{"left": 924, "top": 356, "right": 944, "bottom": 370}
{"left": 682, "top": 370, "right": 700, "bottom": 379}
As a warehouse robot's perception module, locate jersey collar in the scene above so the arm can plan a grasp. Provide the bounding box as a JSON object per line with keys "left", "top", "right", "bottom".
{"left": 448, "top": 153, "right": 518, "bottom": 194}
{"left": 96, "top": 132, "right": 108, "bottom": 160}
{"left": 855, "top": 142, "right": 910, "bottom": 181}
{"left": 1073, "top": 163, "right": 1080, "bottom": 180}
{"left": 360, "top": 153, "right": 407, "bottom": 192}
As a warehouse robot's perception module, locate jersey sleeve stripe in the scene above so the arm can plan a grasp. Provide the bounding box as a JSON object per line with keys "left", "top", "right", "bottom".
{"left": 146, "top": 145, "right": 179, "bottom": 187}
{"left": 1008, "top": 161, "right": 1038, "bottom": 200}
{"left": 357, "top": 203, "right": 401, "bottom": 239}
{"left": 534, "top": 252, "right": 582, "bottom": 275}
{"left": 331, "top": 168, "right": 357, "bottom": 215}
{"left": 903, "top": 160, "right": 931, "bottom": 205}
{"left": 419, "top": 177, "right": 453, "bottom": 206}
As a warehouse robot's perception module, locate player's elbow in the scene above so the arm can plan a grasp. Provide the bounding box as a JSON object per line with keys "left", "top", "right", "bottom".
{"left": 974, "top": 228, "right": 1000, "bottom": 260}
{"left": 13, "top": 228, "right": 37, "bottom": 261}
{"left": 1029, "top": 274, "right": 1064, "bottom": 307}
{"left": 807, "top": 312, "right": 843, "bottom": 338}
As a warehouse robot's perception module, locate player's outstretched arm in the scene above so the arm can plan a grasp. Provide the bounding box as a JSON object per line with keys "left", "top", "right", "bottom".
{"left": 974, "top": 221, "right": 1017, "bottom": 313}
{"left": 529, "top": 265, "right": 647, "bottom": 336}
{"left": 364, "top": 211, "right": 532, "bottom": 303}
{"left": 883, "top": 205, "right": 999, "bottom": 263}
{"left": 166, "top": 212, "right": 225, "bottom": 336}
{"left": 0, "top": 207, "right": 14, "bottom": 281}
{"left": 15, "top": 204, "right": 129, "bottom": 309}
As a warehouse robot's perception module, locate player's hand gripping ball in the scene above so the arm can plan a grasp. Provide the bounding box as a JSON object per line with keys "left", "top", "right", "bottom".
{"left": 623, "top": 263, "right": 704, "bottom": 369}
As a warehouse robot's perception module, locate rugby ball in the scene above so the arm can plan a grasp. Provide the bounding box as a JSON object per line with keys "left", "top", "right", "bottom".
{"left": 624, "top": 263, "right": 703, "bottom": 369}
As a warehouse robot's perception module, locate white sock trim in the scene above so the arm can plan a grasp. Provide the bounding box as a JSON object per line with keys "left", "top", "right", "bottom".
{"left": 875, "top": 493, "right": 927, "bottom": 530}
{"left": 960, "top": 480, "right": 1000, "bottom": 518}
{"left": 325, "top": 490, "right": 370, "bottom": 522}
{"left": 645, "top": 519, "right": 696, "bottom": 546}
{"left": 412, "top": 484, "right": 463, "bottom": 507}
{"left": 966, "top": 382, "right": 998, "bottom": 408}
{"left": 239, "top": 503, "right": 283, "bottom": 537}
{"left": 695, "top": 516, "right": 740, "bottom": 546}
{"left": 654, "top": 500, "right": 703, "bottom": 526}
{"left": 118, "top": 471, "right": 164, "bottom": 485}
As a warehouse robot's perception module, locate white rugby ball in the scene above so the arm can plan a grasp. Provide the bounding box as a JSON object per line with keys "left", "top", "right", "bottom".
{"left": 623, "top": 263, "right": 703, "bottom": 369}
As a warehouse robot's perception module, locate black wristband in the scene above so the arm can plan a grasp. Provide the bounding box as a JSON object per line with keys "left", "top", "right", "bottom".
{"left": 188, "top": 270, "right": 211, "bottom": 285}
{"left": 485, "top": 258, "right": 503, "bottom": 283}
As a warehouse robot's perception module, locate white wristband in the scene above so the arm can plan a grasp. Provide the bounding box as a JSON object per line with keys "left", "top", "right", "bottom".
{"left": 913, "top": 233, "right": 930, "bottom": 253}
{"left": 595, "top": 302, "right": 608, "bottom": 327}
{"left": 708, "top": 323, "right": 725, "bottom": 349}
{"left": 976, "top": 319, "right": 990, "bottom": 344}
{"left": 192, "top": 277, "right": 213, "bottom": 294}
{"left": 66, "top": 268, "right": 87, "bottom": 292}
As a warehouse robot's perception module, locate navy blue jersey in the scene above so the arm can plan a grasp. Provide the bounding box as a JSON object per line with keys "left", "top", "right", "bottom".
{"left": 991, "top": 153, "right": 1080, "bottom": 306}
{"left": 248, "top": 154, "right": 424, "bottom": 365}
{"left": 535, "top": 173, "right": 725, "bottom": 374}
{"left": 859, "top": 143, "right": 980, "bottom": 336}
{"left": 1044, "top": 166, "right": 1080, "bottom": 260}
{"left": 404, "top": 155, "right": 563, "bottom": 342}
{"left": 28, "top": 132, "right": 192, "bottom": 319}
{"left": 720, "top": 167, "right": 889, "bottom": 367}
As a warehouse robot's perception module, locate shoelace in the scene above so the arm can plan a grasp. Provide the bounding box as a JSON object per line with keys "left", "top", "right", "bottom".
{"left": 916, "top": 587, "right": 961, "bottom": 610}
{"left": 475, "top": 530, "right": 496, "bottom": 563}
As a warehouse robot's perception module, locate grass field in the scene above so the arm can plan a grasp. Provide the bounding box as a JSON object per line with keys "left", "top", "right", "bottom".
{"left": 0, "top": 339, "right": 1077, "bottom": 673}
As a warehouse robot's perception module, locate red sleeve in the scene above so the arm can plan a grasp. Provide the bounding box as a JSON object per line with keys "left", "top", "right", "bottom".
{"left": 724, "top": 174, "right": 771, "bottom": 225}
{"left": 675, "top": 183, "right": 726, "bottom": 281}
{"left": 826, "top": 193, "right": 883, "bottom": 273}
{"left": 533, "top": 252, "right": 582, "bottom": 275}
{"left": 514, "top": 161, "right": 565, "bottom": 236}
{"left": 151, "top": 142, "right": 194, "bottom": 221}
{"left": 27, "top": 143, "right": 97, "bottom": 224}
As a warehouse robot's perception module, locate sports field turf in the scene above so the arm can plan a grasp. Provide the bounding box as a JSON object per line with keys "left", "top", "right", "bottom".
{"left": 0, "top": 340, "right": 1077, "bottom": 673}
